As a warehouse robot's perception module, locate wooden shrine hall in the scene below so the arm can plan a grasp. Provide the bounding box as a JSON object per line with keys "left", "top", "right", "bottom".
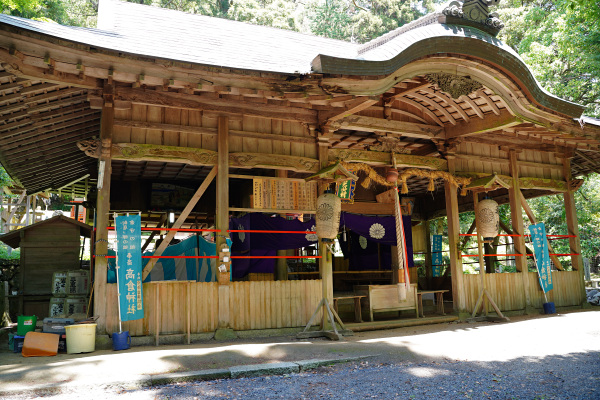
{"left": 0, "top": 0, "right": 599, "bottom": 339}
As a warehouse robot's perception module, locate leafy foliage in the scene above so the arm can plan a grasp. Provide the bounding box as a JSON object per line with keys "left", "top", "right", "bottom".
{"left": 497, "top": 0, "right": 600, "bottom": 117}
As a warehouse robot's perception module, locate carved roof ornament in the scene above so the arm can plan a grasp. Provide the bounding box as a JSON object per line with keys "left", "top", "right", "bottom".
{"left": 368, "top": 136, "right": 411, "bottom": 154}
{"left": 443, "top": 0, "right": 504, "bottom": 35}
{"left": 424, "top": 73, "right": 484, "bottom": 99}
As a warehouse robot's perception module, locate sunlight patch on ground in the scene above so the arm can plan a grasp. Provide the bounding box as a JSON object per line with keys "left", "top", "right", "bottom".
{"left": 406, "top": 366, "right": 451, "bottom": 378}
{"left": 357, "top": 313, "right": 600, "bottom": 362}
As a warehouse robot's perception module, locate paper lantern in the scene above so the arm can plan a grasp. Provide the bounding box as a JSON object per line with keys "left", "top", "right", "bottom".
{"left": 315, "top": 192, "right": 341, "bottom": 241}
{"left": 476, "top": 198, "right": 499, "bottom": 243}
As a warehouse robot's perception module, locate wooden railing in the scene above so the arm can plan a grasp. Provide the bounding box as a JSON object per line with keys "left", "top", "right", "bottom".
{"left": 106, "top": 279, "right": 322, "bottom": 336}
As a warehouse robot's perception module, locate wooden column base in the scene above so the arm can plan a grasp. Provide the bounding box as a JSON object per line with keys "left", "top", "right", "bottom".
{"left": 468, "top": 288, "right": 510, "bottom": 322}
{"left": 297, "top": 298, "right": 353, "bottom": 341}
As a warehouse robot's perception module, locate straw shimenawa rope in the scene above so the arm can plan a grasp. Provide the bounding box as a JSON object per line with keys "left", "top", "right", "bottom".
{"left": 340, "top": 162, "right": 471, "bottom": 195}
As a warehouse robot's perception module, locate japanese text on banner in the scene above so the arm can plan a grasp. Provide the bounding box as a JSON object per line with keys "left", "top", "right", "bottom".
{"left": 432, "top": 234, "right": 443, "bottom": 277}
{"left": 528, "top": 222, "right": 554, "bottom": 293}
{"left": 116, "top": 214, "right": 144, "bottom": 321}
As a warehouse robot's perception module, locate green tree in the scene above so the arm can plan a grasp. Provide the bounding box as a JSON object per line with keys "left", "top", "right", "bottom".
{"left": 497, "top": 0, "right": 600, "bottom": 117}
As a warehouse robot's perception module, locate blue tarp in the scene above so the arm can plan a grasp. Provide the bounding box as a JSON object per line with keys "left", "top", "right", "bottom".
{"left": 108, "top": 234, "right": 223, "bottom": 283}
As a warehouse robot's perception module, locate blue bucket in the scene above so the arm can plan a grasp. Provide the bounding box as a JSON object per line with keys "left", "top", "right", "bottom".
{"left": 543, "top": 302, "right": 556, "bottom": 314}
{"left": 112, "top": 331, "right": 131, "bottom": 351}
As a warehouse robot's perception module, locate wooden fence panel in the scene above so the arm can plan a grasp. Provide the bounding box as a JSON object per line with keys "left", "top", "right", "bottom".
{"left": 463, "top": 271, "right": 583, "bottom": 313}
{"left": 106, "top": 282, "right": 218, "bottom": 336}
{"left": 228, "top": 280, "right": 322, "bottom": 330}
{"left": 527, "top": 271, "right": 583, "bottom": 308}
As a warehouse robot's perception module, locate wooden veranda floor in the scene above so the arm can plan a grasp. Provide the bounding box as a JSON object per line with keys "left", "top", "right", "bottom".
{"left": 345, "top": 314, "right": 458, "bottom": 332}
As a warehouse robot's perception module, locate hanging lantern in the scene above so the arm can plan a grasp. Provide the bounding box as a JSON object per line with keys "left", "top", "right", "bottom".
{"left": 386, "top": 167, "right": 398, "bottom": 183}
{"left": 476, "top": 198, "right": 499, "bottom": 243}
{"left": 315, "top": 192, "right": 341, "bottom": 241}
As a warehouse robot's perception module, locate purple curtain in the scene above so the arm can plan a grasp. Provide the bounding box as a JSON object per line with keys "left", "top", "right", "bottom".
{"left": 229, "top": 214, "right": 317, "bottom": 279}
{"left": 339, "top": 212, "right": 414, "bottom": 269}
{"left": 228, "top": 212, "right": 413, "bottom": 278}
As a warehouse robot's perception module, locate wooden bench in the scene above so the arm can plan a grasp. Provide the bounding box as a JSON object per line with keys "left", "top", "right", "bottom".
{"left": 354, "top": 284, "right": 418, "bottom": 321}
{"left": 333, "top": 295, "right": 367, "bottom": 323}
{"left": 417, "top": 290, "right": 449, "bottom": 317}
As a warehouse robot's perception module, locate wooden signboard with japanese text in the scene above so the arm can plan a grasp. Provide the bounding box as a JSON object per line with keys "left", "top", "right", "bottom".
{"left": 252, "top": 178, "right": 317, "bottom": 211}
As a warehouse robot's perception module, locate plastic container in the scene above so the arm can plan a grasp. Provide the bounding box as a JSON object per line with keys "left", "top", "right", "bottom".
{"left": 543, "top": 302, "right": 556, "bottom": 314}
{"left": 65, "top": 323, "right": 96, "bottom": 354}
{"left": 43, "top": 317, "right": 74, "bottom": 334}
{"left": 22, "top": 332, "right": 59, "bottom": 357}
{"left": 17, "top": 315, "right": 37, "bottom": 336}
{"left": 112, "top": 331, "right": 131, "bottom": 351}
{"left": 13, "top": 335, "right": 25, "bottom": 353}
{"left": 66, "top": 270, "right": 90, "bottom": 296}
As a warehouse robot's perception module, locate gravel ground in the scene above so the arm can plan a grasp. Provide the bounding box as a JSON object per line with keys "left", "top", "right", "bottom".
{"left": 9, "top": 352, "right": 599, "bottom": 400}
{"left": 2, "top": 311, "right": 599, "bottom": 399}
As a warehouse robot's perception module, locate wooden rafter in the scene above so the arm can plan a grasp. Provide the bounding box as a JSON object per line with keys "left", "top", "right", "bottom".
{"left": 476, "top": 89, "right": 500, "bottom": 116}
{"left": 407, "top": 92, "right": 457, "bottom": 125}
{"left": 459, "top": 94, "right": 484, "bottom": 119}
{"left": 429, "top": 90, "right": 470, "bottom": 122}
{"left": 444, "top": 109, "right": 522, "bottom": 140}
{"left": 392, "top": 97, "right": 444, "bottom": 126}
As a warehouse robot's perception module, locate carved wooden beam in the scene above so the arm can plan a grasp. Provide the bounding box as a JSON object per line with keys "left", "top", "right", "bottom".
{"left": 77, "top": 140, "right": 320, "bottom": 173}
{"left": 328, "top": 148, "right": 447, "bottom": 170}
{"left": 457, "top": 172, "right": 568, "bottom": 192}
{"left": 394, "top": 153, "right": 448, "bottom": 171}
{"left": 444, "top": 109, "right": 522, "bottom": 140}
{"left": 0, "top": 48, "right": 102, "bottom": 89}
{"left": 318, "top": 96, "right": 379, "bottom": 126}
{"left": 113, "top": 119, "right": 315, "bottom": 144}
{"left": 330, "top": 115, "right": 442, "bottom": 139}
{"left": 461, "top": 133, "right": 570, "bottom": 153}
{"left": 115, "top": 87, "right": 318, "bottom": 124}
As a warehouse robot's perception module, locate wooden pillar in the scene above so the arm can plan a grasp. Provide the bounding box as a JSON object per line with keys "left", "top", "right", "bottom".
{"left": 444, "top": 156, "right": 466, "bottom": 315}
{"left": 508, "top": 150, "right": 532, "bottom": 312}
{"left": 275, "top": 170, "right": 289, "bottom": 281}
{"left": 216, "top": 116, "right": 231, "bottom": 329}
{"left": 424, "top": 220, "right": 433, "bottom": 289}
{"left": 318, "top": 139, "right": 333, "bottom": 327}
{"left": 562, "top": 157, "right": 586, "bottom": 303}
{"left": 94, "top": 86, "right": 114, "bottom": 334}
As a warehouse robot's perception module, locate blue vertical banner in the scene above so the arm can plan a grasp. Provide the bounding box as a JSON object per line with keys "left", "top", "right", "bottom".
{"left": 432, "top": 234, "right": 443, "bottom": 277}
{"left": 116, "top": 214, "right": 144, "bottom": 321}
{"left": 528, "top": 222, "right": 554, "bottom": 293}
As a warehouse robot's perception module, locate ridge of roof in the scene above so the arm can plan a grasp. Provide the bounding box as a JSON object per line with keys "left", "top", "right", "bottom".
{"left": 358, "top": 12, "right": 442, "bottom": 56}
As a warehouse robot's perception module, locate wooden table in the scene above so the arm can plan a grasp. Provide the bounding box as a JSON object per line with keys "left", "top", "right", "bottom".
{"left": 417, "top": 290, "right": 448, "bottom": 318}
{"left": 333, "top": 295, "right": 366, "bottom": 323}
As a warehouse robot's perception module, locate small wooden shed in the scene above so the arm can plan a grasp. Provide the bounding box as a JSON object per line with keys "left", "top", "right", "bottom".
{"left": 0, "top": 215, "right": 92, "bottom": 319}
